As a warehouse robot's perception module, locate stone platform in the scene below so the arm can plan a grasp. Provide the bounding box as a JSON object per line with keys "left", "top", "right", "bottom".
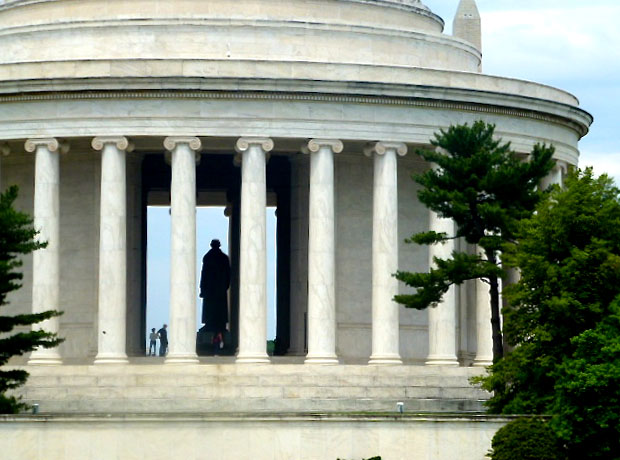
{"left": 0, "top": 412, "right": 509, "bottom": 460}
{"left": 2, "top": 359, "right": 500, "bottom": 458}
{"left": 12, "top": 359, "right": 489, "bottom": 414}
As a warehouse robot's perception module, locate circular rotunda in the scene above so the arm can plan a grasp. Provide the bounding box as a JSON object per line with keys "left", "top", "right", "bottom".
{"left": 0, "top": 0, "right": 592, "bottom": 457}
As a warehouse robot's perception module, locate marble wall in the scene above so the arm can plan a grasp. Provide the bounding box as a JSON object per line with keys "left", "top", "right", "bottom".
{"left": 0, "top": 413, "right": 507, "bottom": 460}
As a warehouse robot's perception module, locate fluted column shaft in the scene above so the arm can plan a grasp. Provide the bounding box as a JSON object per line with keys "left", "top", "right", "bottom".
{"left": 366, "top": 142, "right": 407, "bottom": 365}
{"left": 540, "top": 160, "right": 566, "bottom": 190}
{"left": 26, "top": 138, "right": 64, "bottom": 365}
{"left": 426, "top": 211, "right": 459, "bottom": 366}
{"left": 164, "top": 137, "right": 201, "bottom": 364}
{"left": 235, "top": 137, "right": 273, "bottom": 363}
{"left": 304, "top": 139, "right": 342, "bottom": 364}
{"left": 92, "top": 137, "right": 130, "bottom": 364}
{"left": 473, "top": 276, "right": 493, "bottom": 366}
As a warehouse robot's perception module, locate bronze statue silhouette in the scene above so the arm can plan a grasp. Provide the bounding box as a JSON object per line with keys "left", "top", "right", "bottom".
{"left": 199, "top": 239, "right": 231, "bottom": 345}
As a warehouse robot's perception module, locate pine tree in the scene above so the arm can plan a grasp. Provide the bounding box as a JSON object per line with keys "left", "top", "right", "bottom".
{"left": 0, "top": 185, "right": 63, "bottom": 413}
{"left": 478, "top": 169, "right": 620, "bottom": 458}
{"left": 394, "top": 121, "right": 554, "bottom": 362}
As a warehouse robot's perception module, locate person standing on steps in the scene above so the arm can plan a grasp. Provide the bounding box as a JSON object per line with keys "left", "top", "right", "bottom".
{"left": 158, "top": 324, "right": 168, "bottom": 356}
{"left": 148, "top": 327, "right": 159, "bottom": 356}
{"left": 199, "top": 239, "right": 231, "bottom": 352}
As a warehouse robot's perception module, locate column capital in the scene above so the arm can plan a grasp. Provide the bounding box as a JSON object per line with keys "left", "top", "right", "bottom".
{"left": 235, "top": 137, "right": 274, "bottom": 154}
{"left": 364, "top": 141, "right": 407, "bottom": 158}
{"left": 163, "top": 136, "right": 202, "bottom": 152}
{"left": 25, "top": 138, "right": 69, "bottom": 155}
{"left": 0, "top": 142, "right": 10, "bottom": 156}
{"left": 304, "top": 139, "right": 343, "bottom": 154}
{"left": 92, "top": 136, "right": 133, "bottom": 152}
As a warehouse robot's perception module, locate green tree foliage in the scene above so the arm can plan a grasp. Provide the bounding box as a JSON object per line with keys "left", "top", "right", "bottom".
{"left": 554, "top": 300, "right": 620, "bottom": 459}
{"left": 477, "top": 169, "right": 620, "bottom": 459}
{"left": 0, "top": 185, "right": 63, "bottom": 413}
{"left": 487, "top": 417, "right": 561, "bottom": 460}
{"left": 395, "top": 121, "right": 554, "bottom": 361}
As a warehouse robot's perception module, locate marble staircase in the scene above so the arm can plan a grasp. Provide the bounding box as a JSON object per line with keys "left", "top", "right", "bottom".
{"left": 13, "top": 359, "right": 490, "bottom": 414}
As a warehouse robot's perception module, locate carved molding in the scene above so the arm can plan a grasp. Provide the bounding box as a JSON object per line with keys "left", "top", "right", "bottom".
{"left": 24, "top": 137, "right": 69, "bottom": 154}
{"left": 163, "top": 136, "right": 202, "bottom": 152}
{"left": 305, "top": 139, "right": 344, "bottom": 154}
{"left": 235, "top": 137, "right": 274, "bottom": 154}
{"left": 364, "top": 141, "right": 407, "bottom": 157}
{"left": 91, "top": 136, "right": 132, "bottom": 152}
{"left": 163, "top": 137, "right": 201, "bottom": 165}
{"left": 0, "top": 90, "right": 589, "bottom": 137}
{"left": 234, "top": 137, "right": 273, "bottom": 165}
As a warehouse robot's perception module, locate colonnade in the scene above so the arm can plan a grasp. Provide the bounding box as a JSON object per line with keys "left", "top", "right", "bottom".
{"left": 21, "top": 135, "right": 484, "bottom": 366}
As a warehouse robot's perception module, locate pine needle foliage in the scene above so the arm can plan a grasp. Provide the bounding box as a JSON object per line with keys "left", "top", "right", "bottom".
{"left": 477, "top": 169, "right": 620, "bottom": 459}
{"left": 394, "top": 121, "right": 554, "bottom": 361}
{"left": 0, "top": 185, "right": 63, "bottom": 413}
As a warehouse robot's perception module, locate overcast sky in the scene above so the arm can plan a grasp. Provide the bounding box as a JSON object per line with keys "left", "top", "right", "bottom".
{"left": 425, "top": 0, "right": 620, "bottom": 184}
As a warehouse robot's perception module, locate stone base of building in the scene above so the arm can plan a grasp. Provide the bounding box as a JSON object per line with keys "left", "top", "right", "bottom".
{"left": 0, "top": 412, "right": 509, "bottom": 460}
{"left": 9, "top": 360, "right": 489, "bottom": 414}
{"left": 1, "top": 361, "right": 501, "bottom": 458}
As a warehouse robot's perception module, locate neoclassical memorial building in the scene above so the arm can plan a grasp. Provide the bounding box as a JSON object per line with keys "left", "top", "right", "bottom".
{"left": 0, "top": 0, "right": 591, "bottom": 458}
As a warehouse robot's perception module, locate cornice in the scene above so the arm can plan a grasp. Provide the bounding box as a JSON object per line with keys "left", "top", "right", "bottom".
{"left": 0, "top": 0, "right": 444, "bottom": 28}
{"left": 0, "top": 18, "right": 473, "bottom": 59}
{"left": 0, "top": 88, "right": 591, "bottom": 138}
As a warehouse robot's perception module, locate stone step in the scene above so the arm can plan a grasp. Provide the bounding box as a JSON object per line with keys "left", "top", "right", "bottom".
{"left": 23, "top": 373, "right": 484, "bottom": 389}
{"left": 12, "top": 363, "right": 490, "bottom": 414}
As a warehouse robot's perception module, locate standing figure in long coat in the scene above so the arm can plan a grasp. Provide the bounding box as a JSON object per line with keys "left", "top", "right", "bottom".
{"left": 199, "top": 239, "right": 231, "bottom": 339}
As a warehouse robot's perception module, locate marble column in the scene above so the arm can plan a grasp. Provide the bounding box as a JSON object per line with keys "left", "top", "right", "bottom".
{"left": 92, "top": 137, "right": 130, "bottom": 364}
{"left": 365, "top": 142, "right": 407, "bottom": 365}
{"left": 473, "top": 277, "right": 493, "bottom": 367}
{"left": 26, "top": 138, "right": 66, "bottom": 365}
{"left": 164, "top": 137, "right": 201, "bottom": 364}
{"left": 540, "top": 160, "right": 566, "bottom": 190}
{"left": 425, "top": 211, "right": 459, "bottom": 366}
{"left": 235, "top": 137, "right": 273, "bottom": 364}
{"left": 304, "top": 139, "right": 342, "bottom": 365}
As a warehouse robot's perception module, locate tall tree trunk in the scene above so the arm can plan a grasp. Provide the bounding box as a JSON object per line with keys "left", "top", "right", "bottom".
{"left": 487, "top": 251, "right": 504, "bottom": 362}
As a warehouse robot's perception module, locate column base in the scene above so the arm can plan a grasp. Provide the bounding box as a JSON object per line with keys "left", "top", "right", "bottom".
{"left": 368, "top": 354, "right": 403, "bottom": 365}
{"left": 94, "top": 354, "right": 129, "bottom": 365}
{"left": 304, "top": 355, "right": 339, "bottom": 365}
{"left": 165, "top": 354, "right": 199, "bottom": 364}
{"left": 236, "top": 354, "right": 271, "bottom": 364}
{"left": 425, "top": 356, "right": 459, "bottom": 366}
{"left": 472, "top": 358, "right": 493, "bottom": 367}
{"left": 27, "top": 355, "right": 62, "bottom": 366}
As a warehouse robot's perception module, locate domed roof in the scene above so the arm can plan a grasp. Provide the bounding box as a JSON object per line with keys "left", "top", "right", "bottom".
{"left": 0, "top": 0, "right": 479, "bottom": 80}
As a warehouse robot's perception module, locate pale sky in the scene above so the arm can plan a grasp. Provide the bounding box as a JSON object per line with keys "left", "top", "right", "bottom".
{"left": 425, "top": 0, "right": 620, "bottom": 184}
